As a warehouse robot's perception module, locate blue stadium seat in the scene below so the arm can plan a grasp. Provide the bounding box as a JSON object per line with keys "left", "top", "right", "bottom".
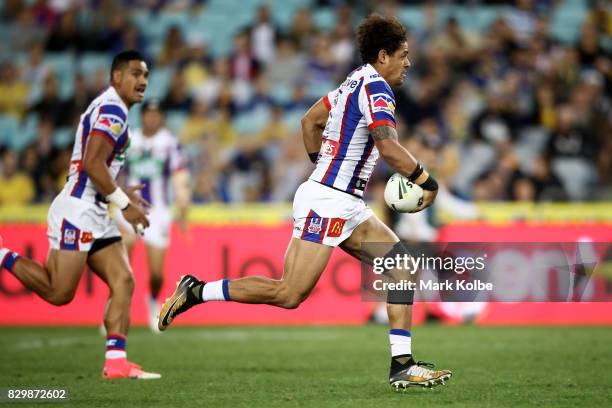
{"left": 269, "top": 83, "right": 293, "bottom": 106}
{"left": 312, "top": 7, "right": 335, "bottom": 33}
{"left": 145, "top": 67, "right": 172, "bottom": 100}
{"left": 52, "top": 127, "right": 74, "bottom": 149}
{"left": 550, "top": 1, "right": 587, "bottom": 44}
{"left": 233, "top": 110, "right": 270, "bottom": 135}
{"left": 19, "top": 114, "right": 39, "bottom": 148}
{"left": 305, "top": 80, "right": 335, "bottom": 101}
{"left": 78, "top": 53, "right": 111, "bottom": 77}
{"left": 0, "top": 114, "right": 20, "bottom": 147}
{"left": 398, "top": 7, "right": 425, "bottom": 31}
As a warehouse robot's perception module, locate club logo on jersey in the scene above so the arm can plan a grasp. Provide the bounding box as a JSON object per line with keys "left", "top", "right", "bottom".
{"left": 370, "top": 93, "right": 395, "bottom": 114}
{"left": 321, "top": 139, "right": 339, "bottom": 157}
{"left": 97, "top": 115, "right": 123, "bottom": 137}
{"left": 327, "top": 218, "right": 346, "bottom": 238}
{"left": 307, "top": 217, "right": 324, "bottom": 234}
{"left": 64, "top": 229, "right": 77, "bottom": 245}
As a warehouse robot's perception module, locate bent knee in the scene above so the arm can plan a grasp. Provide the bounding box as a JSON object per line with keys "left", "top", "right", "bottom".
{"left": 49, "top": 290, "right": 76, "bottom": 306}
{"left": 276, "top": 286, "right": 309, "bottom": 309}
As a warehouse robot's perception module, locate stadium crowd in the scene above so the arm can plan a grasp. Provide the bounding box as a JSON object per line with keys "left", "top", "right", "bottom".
{"left": 0, "top": 0, "right": 610, "bottom": 205}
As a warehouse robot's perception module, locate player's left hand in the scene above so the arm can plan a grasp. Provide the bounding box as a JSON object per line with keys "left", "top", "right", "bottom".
{"left": 409, "top": 189, "right": 437, "bottom": 213}
{"left": 125, "top": 184, "right": 151, "bottom": 210}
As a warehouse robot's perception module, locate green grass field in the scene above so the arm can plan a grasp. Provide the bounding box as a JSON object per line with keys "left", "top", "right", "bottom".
{"left": 1, "top": 325, "right": 611, "bottom": 407}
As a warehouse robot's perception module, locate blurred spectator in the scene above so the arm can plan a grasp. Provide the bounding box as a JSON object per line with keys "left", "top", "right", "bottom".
{"left": 1, "top": 0, "right": 26, "bottom": 22}
{"left": 30, "top": 0, "right": 59, "bottom": 32}
{"left": 258, "top": 105, "right": 289, "bottom": 148}
{"left": 266, "top": 36, "right": 305, "bottom": 86}
{"left": 222, "top": 137, "right": 271, "bottom": 202}
{"left": 29, "top": 74, "right": 71, "bottom": 127}
{"left": 8, "top": 9, "right": 46, "bottom": 53}
{"left": 21, "top": 43, "right": 50, "bottom": 92}
{"left": 250, "top": 4, "right": 277, "bottom": 66}
{"left": 329, "top": 21, "right": 355, "bottom": 72}
{"left": 65, "top": 73, "right": 94, "bottom": 125}
{"left": 192, "top": 168, "right": 220, "bottom": 203}
{"left": 240, "top": 74, "right": 274, "bottom": 114}
{"left": 193, "top": 57, "right": 230, "bottom": 105}
{"left": 229, "top": 29, "right": 260, "bottom": 82}
{"left": 182, "top": 36, "right": 211, "bottom": 91}
{"left": 469, "top": 88, "right": 516, "bottom": 145}
{"left": 180, "top": 99, "right": 236, "bottom": 148}
{"left": 586, "top": 1, "right": 612, "bottom": 36}
{"left": 504, "top": 0, "right": 537, "bottom": 44}
{"left": 214, "top": 82, "right": 238, "bottom": 118}
{"left": 283, "top": 83, "right": 313, "bottom": 113}
{"left": 0, "top": 150, "right": 35, "bottom": 206}
{"left": 289, "top": 8, "right": 317, "bottom": 51}
{"left": 0, "top": 61, "right": 29, "bottom": 119}
{"left": 161, "top": 69, "right": 193, "bottom": 113}
{"left": 577, "top": 25, "right": 605, "bottom": 69}
{"left": 431, "top": 17, "right": 480, "bottom": 73}
{"left": 45, "top": 9, "right": 84, "bottom": 52}
{"left": 110, "top": 21, "right": 147, "bottom": 56}
{"left": 546, "top": 104, "right": 599, "bottom": 200}
{"left": 157, "top": 26, "right": 187, "bottom": 68}
{"left": 305, "top": 33, "right": 337, "bottom": 89}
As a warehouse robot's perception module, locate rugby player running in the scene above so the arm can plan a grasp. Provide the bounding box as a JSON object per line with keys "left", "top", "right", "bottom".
{"left": 0, "top": 50, "right": 160, "bottom": 379}
{"left": 158, "top": 15, "right": 452, "bottom": 389}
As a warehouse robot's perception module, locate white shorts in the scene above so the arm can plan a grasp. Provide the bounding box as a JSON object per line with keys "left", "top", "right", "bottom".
{"left": 47, "top": 193, "right": 121, "bottom": 252}
{"left": 114, "top": 206, "right": 172, "bottom": 248}
{"left": 292, "top": 180, "right": 374, "bottom": 247}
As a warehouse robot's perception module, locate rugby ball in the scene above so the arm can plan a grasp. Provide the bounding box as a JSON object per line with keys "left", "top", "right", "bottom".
{"left": 384, "top": 173, "right": 424, "bottom": 212}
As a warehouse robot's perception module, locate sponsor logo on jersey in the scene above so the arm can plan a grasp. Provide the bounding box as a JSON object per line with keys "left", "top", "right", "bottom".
{"left": 327, "top": 218, "right": 346, "bottom": 238}
{"left": 64, "top": 229, "right": 77, "bottom": 245}
{"left": 81, "top": 231, "right": 94, "bottom": 244}
{"left": 321, "top": 139, "right": 339, "bottom": 157}
{"left": 370, "top": 93, "right": 395, "bottom": 114}
{"left": 307, "top": 217, "right": 324, "bottom": 234}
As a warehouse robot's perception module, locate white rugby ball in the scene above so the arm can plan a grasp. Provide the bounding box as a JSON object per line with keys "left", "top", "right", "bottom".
{"left": 384, "top": 173, "right": 424, "bottom": 212}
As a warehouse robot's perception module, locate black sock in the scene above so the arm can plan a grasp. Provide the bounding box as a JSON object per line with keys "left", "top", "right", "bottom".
{"left": 390, "top": 354, "right": 414, "bottom": 375}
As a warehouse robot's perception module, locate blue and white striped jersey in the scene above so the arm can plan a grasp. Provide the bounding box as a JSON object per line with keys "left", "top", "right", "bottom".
{"left": 63, "top": 86, "right": 130, "bottom": 203}
{"left": 309, "top": 64, "right": 396, "bottom": 197}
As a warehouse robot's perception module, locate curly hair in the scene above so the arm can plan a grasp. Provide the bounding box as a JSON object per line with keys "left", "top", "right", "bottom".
{"left": 356, "top": 14, "right": 407, "bottom": 65}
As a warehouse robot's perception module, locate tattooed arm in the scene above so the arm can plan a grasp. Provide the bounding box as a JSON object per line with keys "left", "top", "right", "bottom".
{"left": 372, "top": 125, "right": 437, "bottom": 212}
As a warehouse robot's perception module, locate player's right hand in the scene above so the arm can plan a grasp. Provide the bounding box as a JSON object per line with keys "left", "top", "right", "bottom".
{"left": 122, "top": 203, "right": 150, "bottom": 230}
{"left": 409, "top": 189, "right": 437, "bottom": 213}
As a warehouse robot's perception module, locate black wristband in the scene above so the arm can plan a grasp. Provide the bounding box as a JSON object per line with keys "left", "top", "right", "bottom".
{"left": 121, "top": 202, "right": 131, "bottom": 211}
{"left": 419, "top": 175, "right": 438, "bottom": 191}
{"left": 407, "top": 163, "right": 423, "bottom": 182}
{"left": 308, "top": 152, "right": 318, "bottom": 163}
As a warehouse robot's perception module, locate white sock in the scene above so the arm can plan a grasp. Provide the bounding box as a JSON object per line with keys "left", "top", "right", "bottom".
{"left": 389, "top": 329, "right": 412, "bottom": 357}
{"left": 201, "top": 279, "right": 231, "bottom": 301}
{"left": 0, "top": 248, "right": 9, "bottom": 262}
{"left": 105, "top": 350, "right": 127, "bottom": 359}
